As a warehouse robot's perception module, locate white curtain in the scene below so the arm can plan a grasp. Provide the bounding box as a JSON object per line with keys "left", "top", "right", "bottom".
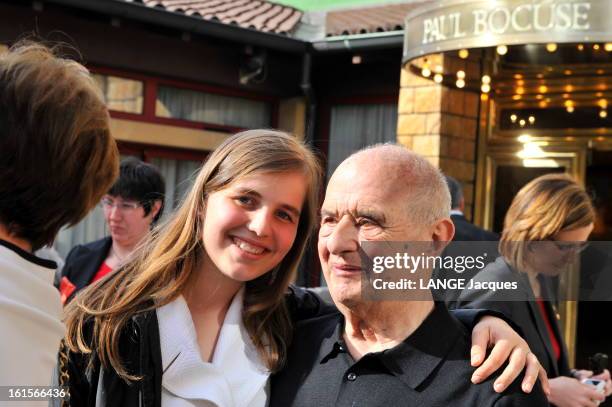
{"left": 55, "top": 205, "right": 107, "bottom": 258}
{"left": 149, "top": 157, "right": 202, "bottom": 218}
{"left": 156, "top": 86, "right": 271, "bottom": 129}
{"left": 327, "top": 103, "right": 398, "bottom": 179}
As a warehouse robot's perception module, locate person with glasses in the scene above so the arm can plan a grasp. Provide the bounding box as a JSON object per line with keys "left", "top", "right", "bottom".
{"left": 57, "top": 158, "right": 164, "bottom": 304}
{"left": 457, "top": 173, "right": 612, "bottom": 407}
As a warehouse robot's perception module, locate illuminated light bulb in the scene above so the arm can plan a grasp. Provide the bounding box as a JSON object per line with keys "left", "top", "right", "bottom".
{"left": 565, "top": 85, "right": 573, "bottom": 92}
{"left": 594, "top": 44, "right": 601, "bottom": 50}
{"left": 481, "top": 83, "right": 491, "bottom": 93}
{"left": 456, "top": 78, "right": 465, "bottom": 88}
{"left": 536, "top": 73, "right": 544, "bottom": 79}
{"left": 566, "top": 106, "right": 575, "bottom": 113}
{"left": 514, "top": 74, "right": 523, "bottom": 79}
{"left": 536, "top": 94, "right": 544, "bottom": 100}
{"left": 577, "top": 44, "right": 585, "bottom": 51}
{"left": 598, "top": 99, "right": 608, "bottom": 108}
{"left": 510, "top": 114, "right": 518, "bottom": 123}
{"left": 516, "top": 87, "right": 525, "bottom": 94}
{"left": 539, "top": 100, "right": 548, "bottom": 108}
{"left": 512, "top": 94, "right": 522, "bottom": 100}
{"left": 519, "top": 119, "right": 526, "bottom": 127}
{"left": 496, "top": 45, "right": 508, "bottom": 55}
{"left": 434, "top": 65, "right": 443, "bottom": 73}
{"left": 434, "top": 73, "right": 443, "bottom": 83}
{"left": 528, "top": 116, "right": 535, "bottom": 124}
{"left": 352, "top": 55, "right": 362, "bottom": 64}
{"left": 538, "top": 85, "right": 548, "bottom": 93}
{"left": 481, "top": 75, "right": 491, "bottom": 84}
{"left": 456, "top": 70, "right": 466, "bottom": 79}
{"left": 564, "top": 100, "right": 574, "bottom": 107}
{"left": 564, "top": 70, "right": 572, "bottom": 75}
{"left": 546, "top": 43, "right": 557, "bottom": 52}
{"left": 600, "top": 110, "right": 608, "bottom": 118}
{"left": 605, "top": 43, "right": 612, "bottom": 52}
{"left": 458, "top": 49, "right": 469, "bottom": 59}
{"left": 421, "top": 66, "right": 431, "bottom": 77}
{"left": 597, "top": 69, "right": 605, "bottom": 75}
{"left": 518, "top": 134, "right": 531, "bottom": 143}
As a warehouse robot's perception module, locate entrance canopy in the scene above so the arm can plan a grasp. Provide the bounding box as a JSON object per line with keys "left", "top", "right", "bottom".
{"left": 403, "top": 0, "right": 612, "bottom": 63}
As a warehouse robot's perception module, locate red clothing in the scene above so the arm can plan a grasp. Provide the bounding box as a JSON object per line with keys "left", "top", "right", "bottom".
{"left": 536, "top": 298, "right": 561, "bottom": 361}
{"left": 91, "top": 261, "right": 113, "bottom": 283}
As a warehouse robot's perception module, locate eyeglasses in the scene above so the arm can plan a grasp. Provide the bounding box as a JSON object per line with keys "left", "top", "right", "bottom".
{"left": 101, "top": 197, "right": 141, "bottom": 212}
{"left": 548, "top": 240, "right": 589, "bottom": 254}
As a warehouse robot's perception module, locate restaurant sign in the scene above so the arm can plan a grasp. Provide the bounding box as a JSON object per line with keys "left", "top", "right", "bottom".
{"left": 403, "top": 0, "right": 612, "bottom": 62}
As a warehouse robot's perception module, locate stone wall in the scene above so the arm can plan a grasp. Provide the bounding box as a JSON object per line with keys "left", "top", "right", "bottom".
{"left": 397, "top": 53, "right": 481, "bottom": 219}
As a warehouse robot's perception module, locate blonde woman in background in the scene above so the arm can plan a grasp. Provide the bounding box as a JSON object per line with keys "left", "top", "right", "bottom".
{"left": 459, "top": 173, "right": 612, "bottom": 407}
{"left": 63, "top": 131, "right": 548, "bottom": 407}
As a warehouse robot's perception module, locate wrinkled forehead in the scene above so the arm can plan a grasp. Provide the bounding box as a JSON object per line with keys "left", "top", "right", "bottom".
{"left": 323, "top": 162, "right": 407, "bottom": 213}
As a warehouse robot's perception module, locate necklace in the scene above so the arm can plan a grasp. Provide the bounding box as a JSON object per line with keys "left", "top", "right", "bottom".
{"left": 111, "top": 246, "right": 127, "bottom": 264}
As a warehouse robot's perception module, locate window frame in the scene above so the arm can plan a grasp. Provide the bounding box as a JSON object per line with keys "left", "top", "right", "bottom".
{"left": 90, "top": 66, "right": 279, "bottom": 133}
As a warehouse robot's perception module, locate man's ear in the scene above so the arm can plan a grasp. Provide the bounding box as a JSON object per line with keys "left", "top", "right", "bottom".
{"left": 431, "top": 218, "right": 454, "bottom": 253}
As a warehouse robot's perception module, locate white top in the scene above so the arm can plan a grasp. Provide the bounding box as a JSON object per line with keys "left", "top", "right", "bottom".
{"left": 156, "top": 288, "right": 269, "bottom": 407}
{"left": 0, "top": 241, "right": 64, "bottom": 403}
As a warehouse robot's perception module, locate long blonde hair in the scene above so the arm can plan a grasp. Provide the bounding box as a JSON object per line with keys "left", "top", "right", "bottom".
{"left": 64, "top": 130, "right": 322, "bottom": 380}
{"left": 499, "top": 173, "right": 595, "bottom": 271}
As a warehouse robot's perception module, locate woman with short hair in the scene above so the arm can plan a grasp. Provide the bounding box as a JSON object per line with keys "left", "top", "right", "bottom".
{"left": 59, "top": 158, "right": 165, "bottom": 303}
{"left": 0, "top": 41, "right": 118, "bottom": 389}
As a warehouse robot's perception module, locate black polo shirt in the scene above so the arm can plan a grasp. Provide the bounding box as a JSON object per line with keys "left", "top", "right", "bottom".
{"left": 270, "top": 302, "right": 548, "bottom": 407}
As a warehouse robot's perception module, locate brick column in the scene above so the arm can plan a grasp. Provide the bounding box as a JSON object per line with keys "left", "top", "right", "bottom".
{"left": 397, "top": 53, "right": 481, "bottom": 219}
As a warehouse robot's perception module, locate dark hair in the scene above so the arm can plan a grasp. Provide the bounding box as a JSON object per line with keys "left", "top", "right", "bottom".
{"left": 108, "top": 158, "right": 165, "bottom": 222}
{"left": 444, "top": 175, "right": 463, "bottom": 210}
{"left": 0, "top": 41, "right": 119, "bottom": 250}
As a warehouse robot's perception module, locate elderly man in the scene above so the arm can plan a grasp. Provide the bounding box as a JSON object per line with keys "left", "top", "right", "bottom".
{"left": 270, "top": 145, "right": 548, "bottom": 406}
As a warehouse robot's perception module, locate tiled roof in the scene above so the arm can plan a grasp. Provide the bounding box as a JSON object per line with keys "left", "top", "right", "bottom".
{"left": 125, "top": 0, "right": 303, "bottom": 35}
{"left": 326, "top": 2, "right": 424, "bottom": 36}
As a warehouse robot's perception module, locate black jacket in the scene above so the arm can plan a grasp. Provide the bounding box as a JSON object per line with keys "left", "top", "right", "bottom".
{"left": 62, "top": 286, "right": 332, "bottom": 407}
{"left": 62, "top": 288, "right": 513, "bottom": 407}
{"left": 58, "top": 237, "right": 112, "bottom": 302}
{"left": 456, "top": 256, "right": 571, "bottom": 378}
{"left": 451, "top": 214, "right": 499, "bottom": 242}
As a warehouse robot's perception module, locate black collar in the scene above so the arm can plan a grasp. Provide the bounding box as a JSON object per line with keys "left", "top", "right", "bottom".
{"left": 318, "top": 302, "right": 463, "bottom": 390}
{"left": 0, "top": 239, "right": 57, "bottom": 269}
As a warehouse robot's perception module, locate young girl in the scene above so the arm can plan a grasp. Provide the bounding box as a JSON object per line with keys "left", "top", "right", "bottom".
{"left": 62, "top": 130, "right": 546, "bottom": 406}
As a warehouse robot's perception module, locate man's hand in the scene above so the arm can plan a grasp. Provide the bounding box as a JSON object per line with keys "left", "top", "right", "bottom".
{"left": 470, "top": 315, "right": 549, "bottom": 395}
{"left": 548, "top": 376, "right": 605, "bottom": 407}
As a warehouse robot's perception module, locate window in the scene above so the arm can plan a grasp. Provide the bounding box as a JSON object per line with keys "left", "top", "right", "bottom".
{"left": 327, "top": 103, "right": 398, "bottom": 178}
{"left": 156, "top": 85, "right": 271, "bottom": 128}
{"left": 92, "top": 74, "right": 144, "bottom": 114}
